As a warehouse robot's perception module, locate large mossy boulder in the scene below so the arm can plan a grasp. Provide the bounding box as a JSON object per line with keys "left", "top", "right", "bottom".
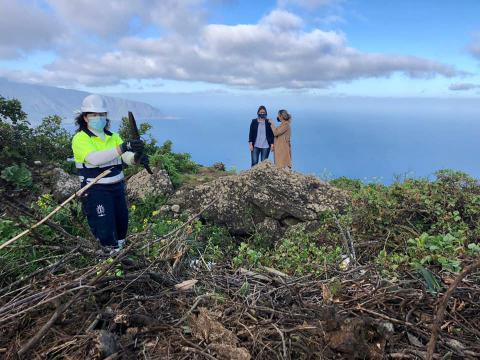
{"left": 169, "top": 161, "right": 349, "bottom": 236}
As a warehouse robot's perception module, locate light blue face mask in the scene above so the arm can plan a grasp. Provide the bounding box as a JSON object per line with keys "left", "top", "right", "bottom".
{"left": 88, "top": 116, "right": 107, "bottom": 132}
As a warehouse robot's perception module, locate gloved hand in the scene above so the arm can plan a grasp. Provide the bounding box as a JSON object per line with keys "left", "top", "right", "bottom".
{"left": 134, "top": 152, "right": 150, "bottom": 166}
{"left": 140, "top": 154, "right": 150, "bottom": 167}
{"left": 120, "top": 139, "right": 144, "bottom": 153}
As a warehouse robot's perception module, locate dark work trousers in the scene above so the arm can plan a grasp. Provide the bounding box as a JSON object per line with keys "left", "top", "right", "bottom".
{"left": 251, "top": 147, "right": 270, "bottom": 167}
{"left": 81, "top": 181, "right": 128, "bottom": 247}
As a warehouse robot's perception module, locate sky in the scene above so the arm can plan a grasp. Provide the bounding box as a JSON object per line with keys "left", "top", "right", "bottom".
{"left": 1, "top": 0, "right": 480, "bottom": 98}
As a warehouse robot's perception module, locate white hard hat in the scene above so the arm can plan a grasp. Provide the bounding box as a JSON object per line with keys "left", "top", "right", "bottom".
{"left": 80, "top": 94, "right": 107, "bottom": 113}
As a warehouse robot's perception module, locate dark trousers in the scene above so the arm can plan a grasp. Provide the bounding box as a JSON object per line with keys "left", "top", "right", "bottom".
{"left": 251, "top": 147, "right": 270, "bottom": 167}
{"left": 82, "top": 182, "right": 128, "bottom": 247}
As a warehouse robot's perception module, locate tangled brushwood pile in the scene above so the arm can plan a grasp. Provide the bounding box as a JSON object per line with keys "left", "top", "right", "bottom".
{"left": 1, "top": 204, "right": 480, "bottom": 359}
{"left": 2, "top": 157, "right": 480, "bottom": 358}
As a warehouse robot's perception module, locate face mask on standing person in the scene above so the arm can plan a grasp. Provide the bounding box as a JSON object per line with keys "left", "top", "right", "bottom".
{"left": 88, "top": 115, "right": 107, "bottom": 132}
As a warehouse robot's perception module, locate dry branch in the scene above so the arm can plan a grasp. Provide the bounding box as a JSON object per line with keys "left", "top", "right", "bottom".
{"left": 426, "top": 257, "right": 480, "bottom": 360}
{"left": 0, "top": 168, "right": 112, "bottom": 250}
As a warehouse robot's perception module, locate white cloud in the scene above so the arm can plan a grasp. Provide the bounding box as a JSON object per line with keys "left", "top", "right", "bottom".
{"left": 1, "top": 5, "right": 459, "bottom": 90}
{"left": 0, "top": 1, "right": 63, "bottom": 58}
{"left": 261, "top": 10, "right": 304, "bottom": 31}
{"left": 449, "top": 83, "right": 480, "bottom": 91}
{"left": 46, "top": 0, "right": 136, "bottom": 37}
{"left": 45, "top": 0, "right": 206, "bottom": 37}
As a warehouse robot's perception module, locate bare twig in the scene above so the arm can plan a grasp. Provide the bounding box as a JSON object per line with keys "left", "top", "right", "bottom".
{"left": 1, "top": 168, "right": 112, "bottom": 250}
{"left": 333, "top": 213, "right": 357, "bottom": 263}
{"left": 426, "top": 258, "right": 480, "bottom": 360}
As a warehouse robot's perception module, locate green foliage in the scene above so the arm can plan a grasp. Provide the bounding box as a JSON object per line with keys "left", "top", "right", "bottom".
{"left": 0, "top": 218, "right": 17, "bottom": 242}
{"left": 128, "top": 195, "right": 167, "bottom": 233}
{"left": 96, "top": 257, "right": 125, "bottom": 278}
{"left": 349, "top": 170, "right": 480, "bottom": 260}
{"left": 233, "top": 242, "right": 265, "bottom": 268}
{"left": 33, "top": 115, "right": 72, "bottom": 164}
{"left": 35, "top": 193, "right": 91, "bottom": 238}
{"left": 231, "top": 225, "right": 342, "bottom": 276}
{"left": 467, "top": 242, "right": 480, "bottom": 254}
{"left": 239, "top": 280, "right": 251, "bottom": 297}
{"left": 0, "top": 95, "right": 32, "bottom": 165}
{"left": 150, "top": 140, "right": 200, "bottom": 187}
{"left": 376, "top": 232, "right": 466, "bottom": 274}
{"left": 0, "top": 95, "right": 27, "bottom": 124}
{"left": 415, "top": 264, "right": 443, "bottom": 294}
{"left": 118, "top": 116, "right": 157, "bottom": 154}
{"left": 0, "top": 213, "right": 93, "bottom": 285}
{"left": 1, "top": 163, "right": 32, "bottom": 188}
{"left": 407, "top": 233, "right": 463, "bottom": 272}
{"left": 375, "top": 250, "right": 409, "bottom": 273}
{"left": 0, "top": 94, "right": 73, "bottom": 167}
{"left": 330, "top": 177, "right": 363, "bottom": 193}
{"left": 193, "top": 225, "right": 235, "bottom": 263}
{"left": 267, "top": 226, "right": 342, "bottom": 275}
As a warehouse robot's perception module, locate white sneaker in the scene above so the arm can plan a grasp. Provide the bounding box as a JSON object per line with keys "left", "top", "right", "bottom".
{"left": 117, "top": 239, "right": 126, "bottom": 250}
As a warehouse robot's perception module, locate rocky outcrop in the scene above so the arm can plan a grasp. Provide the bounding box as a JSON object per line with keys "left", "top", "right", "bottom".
{"left": 126, "top": 167, "right": 174, "bottom": 200}
{"left": 50, "top": 168, "right": 80, "bottom": 202}
{"left": 169, "top": 161, "right": 348, "bottom": 236}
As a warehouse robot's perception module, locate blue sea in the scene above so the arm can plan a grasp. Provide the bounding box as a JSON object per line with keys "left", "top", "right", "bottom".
{"left": 108, "top": 94, "right": 480, "bottom": 184}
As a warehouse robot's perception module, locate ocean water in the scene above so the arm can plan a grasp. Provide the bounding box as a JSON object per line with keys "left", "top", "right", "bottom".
{"left": 106, "top": 95, "right": 480, "bottom": 184}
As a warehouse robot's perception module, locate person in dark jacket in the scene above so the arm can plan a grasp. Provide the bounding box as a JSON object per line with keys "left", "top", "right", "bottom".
{"left": 248, "top": 105, "right": 274, "bottom": 167}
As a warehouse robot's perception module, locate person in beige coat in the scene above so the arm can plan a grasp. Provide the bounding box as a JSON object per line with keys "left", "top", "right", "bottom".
{"left": 270, "top": 109, "right": 292, "bottom": 169}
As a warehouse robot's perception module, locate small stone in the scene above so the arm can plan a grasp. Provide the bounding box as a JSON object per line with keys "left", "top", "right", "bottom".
{"left": 171, "top": 204, "right": 180, "bottom": 213}
{"left": 34, "top": 160, "right": 42, "bottom": 166}
{"left": 212, "top": 162, "right": 226, "bottom": 171}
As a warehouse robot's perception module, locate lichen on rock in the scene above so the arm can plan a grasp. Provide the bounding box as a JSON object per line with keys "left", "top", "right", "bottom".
{"left": 126, "top": 167, "right": 174, "bottom": 200}
{"left": 169, "top": 161, "right": 349, "bottom": 237}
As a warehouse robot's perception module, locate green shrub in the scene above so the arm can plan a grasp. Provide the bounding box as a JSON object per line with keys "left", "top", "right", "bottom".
{"left": 1, "top": 95, "right": 73, "bottom": 167}
{"left": 407, "top": 232, "right": 464, "bottom": 272}
{"left": 0, "top": 218, "right": 17, "bottom": 243}
{"left": 267, "top": 226, "right": 342, "bottom": 275}
{"left": 35, "top": 193, "right": 91, "bottom": 238}
{"left": 33, "top": 115, "right": 72, "bottom": 162}
{"left": 193, "top": 225, "right": 235, "bottom": 263}
{"left": 150, "top": 140, "right": 199, "bottom": 187}
{"left": 350, "top": 170, "right": 480, "bottom": 260}
{"left": 233, "top": 242, "right": 265, "bottom": 268}
{"left": 330, "top": 177, "right": 363, "bottom": 193}
{"left": 128, "top": 194, "right": 167, "bottom": 233}
{"left": 1, "top": 163, "right": 32, "bottom": 188}
{"left": 376, "top": 231, "right": 471, "bottom": 274}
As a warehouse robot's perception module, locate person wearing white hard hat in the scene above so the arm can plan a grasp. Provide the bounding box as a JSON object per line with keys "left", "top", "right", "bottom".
{"left": 72, "top": 94, "right": 148, "bottom": 252}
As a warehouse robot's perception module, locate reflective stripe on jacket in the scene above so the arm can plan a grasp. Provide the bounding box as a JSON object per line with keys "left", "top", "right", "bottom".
{"left": 72, "top": 128, "right": 125, "bottom": 184}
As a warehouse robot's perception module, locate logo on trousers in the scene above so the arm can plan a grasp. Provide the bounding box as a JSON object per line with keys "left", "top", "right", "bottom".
{"left": 96, "top": 204, "right": 106, "bottom": 217}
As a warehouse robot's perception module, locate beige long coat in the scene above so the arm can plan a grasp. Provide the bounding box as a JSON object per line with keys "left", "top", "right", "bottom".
{"left": 271, "top": 120, "right": 292, "bottom": 168}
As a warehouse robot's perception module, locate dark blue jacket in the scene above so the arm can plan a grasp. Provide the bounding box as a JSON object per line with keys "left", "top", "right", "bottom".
{"left": 249, "top": 119, "right": 274, "bottom": 146}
